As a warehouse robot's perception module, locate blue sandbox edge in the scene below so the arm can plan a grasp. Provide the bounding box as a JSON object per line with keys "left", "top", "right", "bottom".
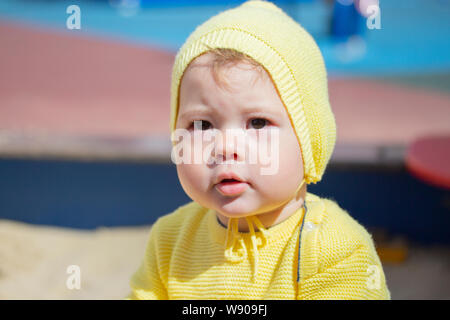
{"left": 0, "top": 158, "right": 449, "bottom": 245}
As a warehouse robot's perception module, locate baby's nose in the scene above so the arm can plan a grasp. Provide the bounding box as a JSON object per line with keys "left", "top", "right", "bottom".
{"left": 217, "top": 151, "right": 238, "bottom": 162}
{"left": 214, "top": 131, "right": 245, "bottom": 163}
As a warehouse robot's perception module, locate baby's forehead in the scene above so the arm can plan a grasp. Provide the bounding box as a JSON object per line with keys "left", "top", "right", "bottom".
{"left": 185, "top": 53, "right": 270, "bottom": 91}
{"left": 188, "top": 51, "right": 215, "bottom": 66}
{"left": 179, "top": 73, "right": 287, "bottom": 123}
{"left": 177, "top": 51, "right": 288, "bottom": 118}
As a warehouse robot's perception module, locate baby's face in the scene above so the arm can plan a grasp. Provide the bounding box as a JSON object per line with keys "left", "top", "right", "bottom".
{"left": 174, "top": 52, "right": 304, "bottom": 219}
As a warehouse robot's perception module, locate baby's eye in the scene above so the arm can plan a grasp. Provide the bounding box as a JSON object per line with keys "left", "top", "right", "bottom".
{"left": 249, "top": 118, "right": 269, "bottom": 130}
{"left": 190, "top": 120, "right": 212, "bottom": 131}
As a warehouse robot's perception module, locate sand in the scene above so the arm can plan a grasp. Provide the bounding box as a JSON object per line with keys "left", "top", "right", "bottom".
{"left": 0, "top": 219, "right": 150, "bottom": 299}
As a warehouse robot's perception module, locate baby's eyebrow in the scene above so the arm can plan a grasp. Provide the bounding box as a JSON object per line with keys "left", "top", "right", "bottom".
{"left": 241, "top": 105, "right": 277, "bottom": 115}
{"left": 240, "top": 105, "right": 283, "bottom": 120}
{"left": 178, "top": 105, "right": 280, "bottom": 121}
{"left": 178, "top": 107, "right": 212, "bottom": 120}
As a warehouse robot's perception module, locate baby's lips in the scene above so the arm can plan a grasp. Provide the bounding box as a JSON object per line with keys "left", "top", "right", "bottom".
{"left": 215, "top": 180, "right": 249, "bottom": 196}
{"left": 214, "top": 171, "right": 246, "bottom": 185}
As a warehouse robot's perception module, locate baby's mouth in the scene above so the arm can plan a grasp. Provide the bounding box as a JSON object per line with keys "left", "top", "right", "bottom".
{"left": 215, "top": 179, "right": 249, "bottom": 196}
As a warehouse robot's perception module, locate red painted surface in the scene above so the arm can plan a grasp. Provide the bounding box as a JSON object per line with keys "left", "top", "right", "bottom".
{"left": 0, "top": 21, "right": 174, "bottom": 139}
{"left": 0, "top": 21, "right": 449, "bottom": 149}
{"left": 329, "top": 79, "right": 450, "bottom": 146}
{"left": 406, "top": 135, "right": 450, "bottom": 189}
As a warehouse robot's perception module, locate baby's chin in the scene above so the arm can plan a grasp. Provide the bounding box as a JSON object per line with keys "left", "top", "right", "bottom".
{"left": 211, "top": 196, "right": 263, "bottom": 219}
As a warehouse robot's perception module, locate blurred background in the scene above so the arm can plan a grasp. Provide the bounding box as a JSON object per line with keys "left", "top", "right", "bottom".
{"left": 0, "top": 0, "right": 449, "bottom": 299}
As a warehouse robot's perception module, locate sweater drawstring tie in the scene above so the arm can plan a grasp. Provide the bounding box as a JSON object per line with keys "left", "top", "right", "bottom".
{"left": 223, "top": 178, "right": 307, "bottom": 282}
{"left": 224, "top": 215, "right": 269, "bottom": 282}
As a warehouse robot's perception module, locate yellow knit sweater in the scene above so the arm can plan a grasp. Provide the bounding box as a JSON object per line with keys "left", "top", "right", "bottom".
{"left": 127, "top": 192, "right": 390, "bottom": 299}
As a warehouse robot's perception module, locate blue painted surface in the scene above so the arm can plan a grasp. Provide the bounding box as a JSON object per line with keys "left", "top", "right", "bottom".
{"left": 0, "top": 158, "right": 190, "bottom": 228}
{"left": 315, "top": 167, "right": 450, "bottom": 245}
{"left": 1, "top": 158, "right": 449, "bottom": 245}
{"left": 0, "top": 0, "right": 449, "bottom": 75}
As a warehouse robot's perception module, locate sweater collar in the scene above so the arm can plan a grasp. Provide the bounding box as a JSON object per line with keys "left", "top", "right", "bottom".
{"left": 208, "top": 193, "right": 321, "bottom": 282}
{"left": 208, "top": 203, "right": 305, "bottom": 245}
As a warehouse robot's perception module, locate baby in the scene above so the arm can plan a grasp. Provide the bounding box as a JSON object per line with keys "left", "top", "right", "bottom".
{"left": 127, "top": 0, "right": 390, "bottom": 300}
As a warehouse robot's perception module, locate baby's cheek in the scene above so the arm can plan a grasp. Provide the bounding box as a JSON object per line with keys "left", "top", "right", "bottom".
{"left": 259, "top": 131, "right": 302, "bottom": 194}
{"left": 256, "top": 165, "right": 297, "bottom": 196}
{"left": 176, "top": 163, "right": 210, "bottom": 197}
{"left": 280, "top": 144, "right": 302, "bottom": 175}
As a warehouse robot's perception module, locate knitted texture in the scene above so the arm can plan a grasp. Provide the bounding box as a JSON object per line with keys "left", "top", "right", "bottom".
{"left": 170, "top": 0, "right": 337, "bottom": 183}
{"left": 127, "top": 192, "right": 391, "bottom": 300}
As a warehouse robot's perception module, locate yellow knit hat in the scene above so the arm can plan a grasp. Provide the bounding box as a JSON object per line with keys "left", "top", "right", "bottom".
{"left": 170, "top": 0, "right": 336, "bottom": 184}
